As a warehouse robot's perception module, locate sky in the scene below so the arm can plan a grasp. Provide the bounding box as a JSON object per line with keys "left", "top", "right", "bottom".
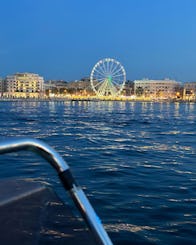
{"left": 0, "top": 0, "right": 196, "bottom": 82}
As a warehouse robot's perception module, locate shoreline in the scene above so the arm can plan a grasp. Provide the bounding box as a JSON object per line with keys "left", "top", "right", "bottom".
{"left": 0, "top": 98, "right": 195, "bottom": 103}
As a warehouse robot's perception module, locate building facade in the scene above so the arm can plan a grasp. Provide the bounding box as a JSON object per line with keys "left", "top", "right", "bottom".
{"left": 134, "top": 79, "right": 181, "bottom": 99}
{"left": 44, "top": 80, "right": 68, "bottom": 97}
{"left": 183, "top": 82, "right": 196, "bottom": 100}
{"left": 0, "top": 78, "right": 3, "bottom": 97}
{"left": 3, "top": 73, "right": 44, "bottom": 98}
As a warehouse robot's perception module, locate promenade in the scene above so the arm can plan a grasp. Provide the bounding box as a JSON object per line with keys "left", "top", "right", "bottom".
{"left": 0, "top": 96, "right": 195, "bottom": 103}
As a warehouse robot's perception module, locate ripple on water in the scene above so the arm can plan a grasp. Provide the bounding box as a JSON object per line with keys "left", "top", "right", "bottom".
{"left": 0, "top": 101, "right": 195, "bottom": 244}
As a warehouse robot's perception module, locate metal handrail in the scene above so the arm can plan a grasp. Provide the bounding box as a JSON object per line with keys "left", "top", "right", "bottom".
{"left": 0, "top": 138, "right": 113, "bottom": 245}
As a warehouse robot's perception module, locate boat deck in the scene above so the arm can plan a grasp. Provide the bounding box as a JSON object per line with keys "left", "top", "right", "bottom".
{"left": 0, "top": 179, "right": 97, "bottom": 244}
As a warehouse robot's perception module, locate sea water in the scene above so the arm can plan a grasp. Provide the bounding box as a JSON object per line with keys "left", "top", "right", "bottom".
{"left": 0, "top": 101, "right": 195, "bottom": 244}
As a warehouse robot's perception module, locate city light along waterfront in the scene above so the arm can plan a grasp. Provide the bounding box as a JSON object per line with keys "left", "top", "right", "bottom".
{"left": 0, "top": 58, "right": 196, "bottom": 101}
{"left": 0, "top": 75, "right": 196, "bottom": 102}
{"left": 0, "top": 100, "right": 195, "bottom": 244}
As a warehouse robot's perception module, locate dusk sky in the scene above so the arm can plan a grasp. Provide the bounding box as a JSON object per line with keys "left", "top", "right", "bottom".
{"left": 0, "top": 0, "right": 196, "bottom": 82}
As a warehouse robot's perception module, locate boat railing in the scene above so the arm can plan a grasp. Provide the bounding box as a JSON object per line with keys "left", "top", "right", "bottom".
{"left": 0, "top": 138, "right": 113, "bottom": 245}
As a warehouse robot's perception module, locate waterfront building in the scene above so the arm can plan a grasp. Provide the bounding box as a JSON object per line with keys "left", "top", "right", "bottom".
{"left": 44, "top": 80, "right": 68, "bottom": 97}
{"left": 134, "top": 79, "right": 181, "bottom": 99}
{"left": 183, "top": 82, "right": 196, "bottom": 100}
{"left": 66, "top": 79, "right": 94, "bottom": 96}
{"left": 123, "top": 80, "right": 134, "bottom": 96}
{"left": 4, "top": 73, "right": 44, "bottom": 98}
{"left": 0, "top": 78, "right": 3, "bottom": 97}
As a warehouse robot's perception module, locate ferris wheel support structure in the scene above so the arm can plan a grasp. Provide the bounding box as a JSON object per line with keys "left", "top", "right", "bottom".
{"left": 90, "top": 58, "right": 126, "bottom": 97}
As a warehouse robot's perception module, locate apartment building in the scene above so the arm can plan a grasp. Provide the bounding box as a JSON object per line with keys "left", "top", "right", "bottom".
{"left": 134, "top": 79, "right": 181, "bottom": 99}
{"left": 3, "top": 73, "right": 44, "bottom": 98}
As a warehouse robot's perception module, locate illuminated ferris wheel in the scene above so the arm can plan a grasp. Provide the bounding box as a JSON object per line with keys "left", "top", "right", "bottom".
{"left": 90, "top": 58, "right": 126, "bottom": 97}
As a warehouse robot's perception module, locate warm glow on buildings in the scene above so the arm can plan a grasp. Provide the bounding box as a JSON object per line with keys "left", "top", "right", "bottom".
{"left": 183, "top": 82, "right": 196, "bottom": 100}
{"left": 3, "top": 73, "right": 44, "bottom": 98}
{"left": 134, "top": 79, "right": 181, "bottom": 99}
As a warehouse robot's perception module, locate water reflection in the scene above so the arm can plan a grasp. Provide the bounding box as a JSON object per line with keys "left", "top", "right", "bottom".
{"left": 0, "top": 101, "right": 195, "bottom": 244}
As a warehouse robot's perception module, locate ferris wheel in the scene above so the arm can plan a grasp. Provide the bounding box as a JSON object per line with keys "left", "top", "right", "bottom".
{"left": 90, "top": 58, "right": 126, "bottom": 97}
